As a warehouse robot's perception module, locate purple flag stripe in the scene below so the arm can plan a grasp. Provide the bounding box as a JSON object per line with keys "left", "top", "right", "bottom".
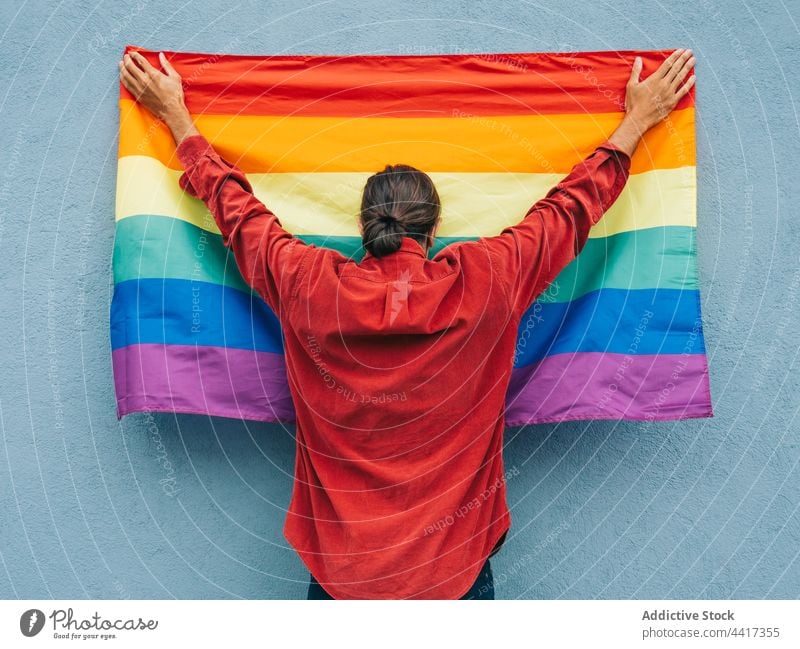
{"left": 114, "top": 345, "right": 712, "bottom": 425}
{"left": 505, "top": 352, "right": 712, "bottom": 425}
{"left": 113, "top": 344, "right": 296, "bottom": 422}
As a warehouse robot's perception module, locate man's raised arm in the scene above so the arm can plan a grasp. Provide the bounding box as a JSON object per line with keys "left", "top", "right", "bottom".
{"left": 119, "top": 50, "right": 309, "bottom": 314}
{"left": 476, "top": 49, "right": 696, "bottom": 318}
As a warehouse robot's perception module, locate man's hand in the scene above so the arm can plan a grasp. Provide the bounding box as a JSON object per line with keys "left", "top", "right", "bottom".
{"left": 608, "top": 49, "right": 696, "bottom": 157}
{"left": 119, "top": 51, "right": 198, "bottom": 145}
{"left": 626, "top": 48, "right": 695, "bottom": 131}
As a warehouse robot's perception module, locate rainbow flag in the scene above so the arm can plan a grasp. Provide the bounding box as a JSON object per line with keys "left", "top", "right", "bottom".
{"left": 112, "top": 46, "right": 712, "bottom": 424}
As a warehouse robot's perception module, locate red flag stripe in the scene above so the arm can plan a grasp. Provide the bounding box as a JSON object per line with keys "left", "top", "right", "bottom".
{"left": 121, "top": 45, "right": 695, "bottom": 118}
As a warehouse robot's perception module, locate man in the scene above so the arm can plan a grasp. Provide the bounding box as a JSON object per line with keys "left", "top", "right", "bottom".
{"left": 119, "top": 47, "right": 694, "bottom": 599}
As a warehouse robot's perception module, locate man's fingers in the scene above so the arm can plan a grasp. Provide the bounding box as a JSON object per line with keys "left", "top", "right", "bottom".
{"left": 628, "top": 56, "right": 642, "bottom": 85}
{"left": 670, "top": 55, "right": 695, "bottom": 90}
{"left": 119, "top": 65, "right": 139, "bottom": 90}
{"left": 666, "top": 49, "right": 693, "bottom": 83}
{"left": 657, "top": 48, "right": 684, "bottom": 77}
{"left": 122, "top": 54, "right": 147, "bottom": 83}
{"left": 130, "top": 50, "right": 158, "bottom": 76}
{"left": 159, "top": 52, "right": 180, "bottom": 79}
{"left": 119, "top": 64, "right": 141, "bottom": 94}
{"left": 675, "top": 74, "right": 696, "bottom": 100}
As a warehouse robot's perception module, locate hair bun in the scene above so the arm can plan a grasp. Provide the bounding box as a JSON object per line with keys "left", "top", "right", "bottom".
{"left": 359, "top": 163, "right": 441, "bottom": 259}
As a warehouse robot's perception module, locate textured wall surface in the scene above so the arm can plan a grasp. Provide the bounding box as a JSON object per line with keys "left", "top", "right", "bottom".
{"left": 0, "top": 0, "right": 798, "bottom": 599}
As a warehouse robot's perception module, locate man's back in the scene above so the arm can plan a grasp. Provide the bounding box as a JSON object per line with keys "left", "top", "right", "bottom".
{"left": 173, "top": 132, "right": 631, "bottom": 598}
{"left": 282, "top": 237, "right": 516, "bottom": 599}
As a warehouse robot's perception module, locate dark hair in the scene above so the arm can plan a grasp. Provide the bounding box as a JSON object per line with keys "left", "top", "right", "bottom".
{"left": 360, "top": 164, "right": 441, "bottom": 258}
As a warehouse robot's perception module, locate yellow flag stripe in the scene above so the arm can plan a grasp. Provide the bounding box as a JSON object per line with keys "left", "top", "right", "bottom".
{"left": 116, "top": 155, "right": 696, "bottom": 239}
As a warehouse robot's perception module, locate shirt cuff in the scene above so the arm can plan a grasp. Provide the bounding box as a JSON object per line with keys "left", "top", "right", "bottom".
{"left": 175, "top": 134, "right": 215, "bottom": 167}
{"left": 175, "top": 134, "right": 216, "bottom": 198}
{"left": 597, "top": 139, "right": 632, "bottom": 173}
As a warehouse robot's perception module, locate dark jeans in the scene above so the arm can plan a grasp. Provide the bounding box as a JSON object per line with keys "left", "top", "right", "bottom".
{"left": 307, "top": 559, "right": 494, "bottom": 600}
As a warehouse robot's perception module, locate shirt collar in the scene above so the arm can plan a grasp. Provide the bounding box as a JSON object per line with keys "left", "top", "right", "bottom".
{"left": 362, "top": 236, "right": 428, "bottom": 260}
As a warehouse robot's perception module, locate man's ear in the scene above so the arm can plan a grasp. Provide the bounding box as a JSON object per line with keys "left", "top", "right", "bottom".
{"left": 426, "top": 221, "right": 439, "bottom": 251}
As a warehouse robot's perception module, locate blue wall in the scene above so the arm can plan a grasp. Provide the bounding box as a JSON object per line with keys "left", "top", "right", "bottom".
{"left": 1, "top": 0, "right": 798, "bottom": 599}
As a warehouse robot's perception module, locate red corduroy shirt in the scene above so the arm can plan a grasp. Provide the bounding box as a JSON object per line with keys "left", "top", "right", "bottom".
{"left": 175, "top": 133, "right": 631, "bottom": 599}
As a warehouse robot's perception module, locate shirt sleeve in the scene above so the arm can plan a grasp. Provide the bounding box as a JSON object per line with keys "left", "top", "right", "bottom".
{"left": 174, "top": 134, "right": 311, "bottom": 314}
{"left": 477, "top": 140, "right": 632, "bottom": 318}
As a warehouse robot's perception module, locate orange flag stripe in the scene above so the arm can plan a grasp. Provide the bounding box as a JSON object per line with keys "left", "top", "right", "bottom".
{"left": 119, "top": 99, "right": 695, "bottom": 174}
